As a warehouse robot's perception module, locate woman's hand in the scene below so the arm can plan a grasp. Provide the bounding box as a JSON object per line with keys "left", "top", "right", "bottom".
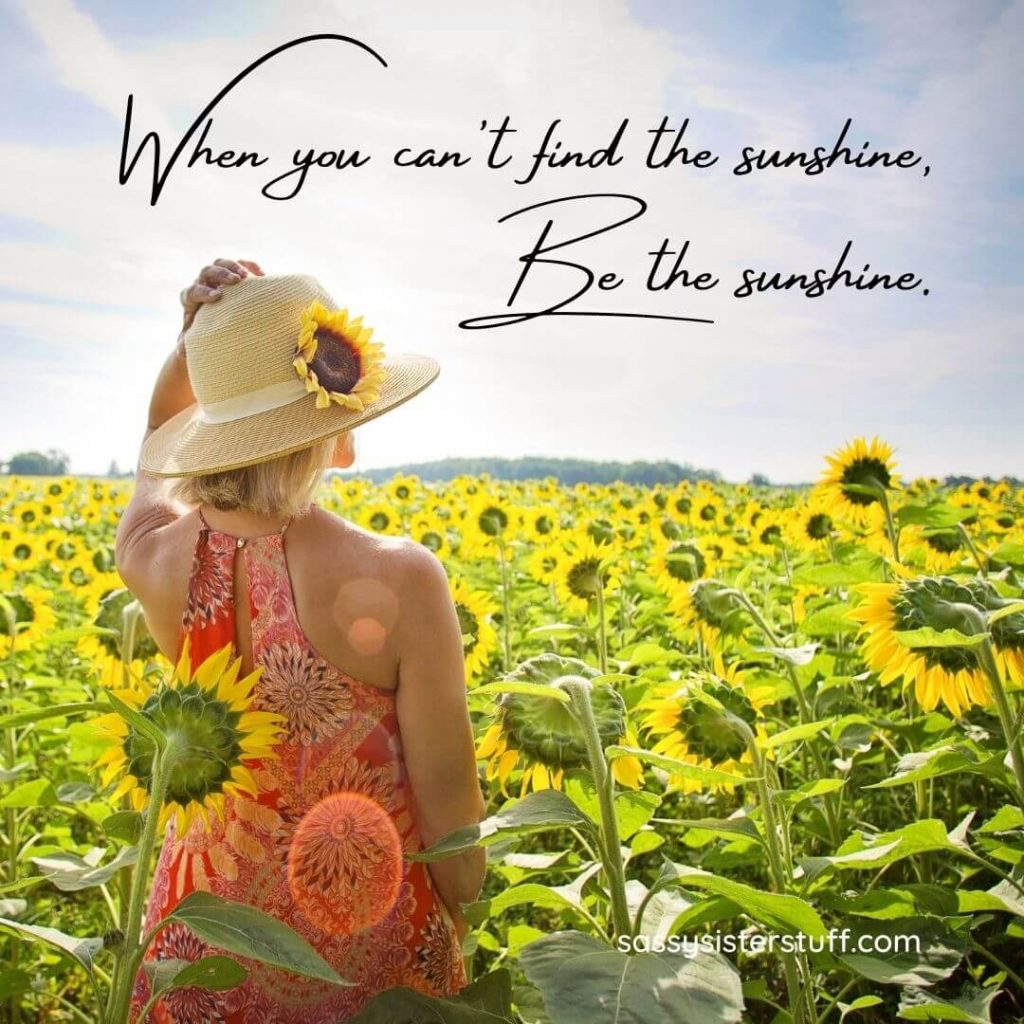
{"left": 177, "top": 258, "right": 264, "bottom": 346}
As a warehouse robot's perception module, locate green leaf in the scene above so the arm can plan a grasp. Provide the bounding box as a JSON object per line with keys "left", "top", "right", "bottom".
{"left": 976, "top": 805, "right": 1024, "bottom": 834}
{"left": 464, "top": 879, "right": 592, "bottom": 927}
{"left": 898, "top": 985, "right": 996, "bottom": 1023}
{"left": 564, "top": 774, "right": 660, "bottom": 840}
{"left": 0, "top": 968, "right": 32, "bottom": 1002}
{"left": 0, "top": 778, "right": 58, "bottom": 808}
{"left": 520, "top": 931, "right": 743, "bottom": 1024}
{"left": 0, "top": 701, "right": 105, "bottom": 730}
{"left": 865, "top": 745, "right": 1005, "bottom": 790}
{"left": 34, "top": 625, "right": 119, "bottom": 646}
{"left": 778, "top": 778, "right": 847, "bottom": 807}
{"left": 528, "top": 623, "right": 590, "bottom": 641}
{"left": 473, "top": 681, "right": 571, "bottom": 704}
{"left": 836, "top": 917, "right": 966, "bottom": 986}
{"left": 988, "top": 601, "right": 1024, "bottom": 626}
{"left": 350, "top": 968, "right": 514, "bottom": 1022}
{"left": 667, "top": 862, "right": 826, "bottom": 936}
{"left": 991, "top": 542, "right": 1024, "bottom": 568}
{"left": 105, "top": 691, "right": 167, "bottom": 752}
{"left": 0, "top": 917, "right": 101, "bottom": 977}
{"left": 897, "top": 503, "right": 975, "bottom": 529}
{"left": 792, "top": 562, "right": 884, "bottom": 587}
{"left": 166, "top": 891, "right": 352, "bottom": 986}
{"left": 839, "top": 995, "right": 883, "bottom": 1020}
{"left": 409, "top": 790, "right": 595, "bottom": 862}
{"left": 762, "top": 718, "right": 837, "bottom": 750}
{"left": 894, "top": 627, "right": 988, "bottom": 649}
{"left": 605, "top": 746, "right": 749, "bottom": 787}
{"left": 672, "top": 817, "right": 764, "bottom": 846}
{"left": 799, "top": 820, "right": 963, "bottom": 882}
{"left": 31, "top": 845, "right": 137, "bottom": 892}
{"left": 754, "top": 643, "right": 820, "bottom": 667}
{"left": 152, "top": 956, "right": 248, "bottom": 999}
{"left": 103, "top": 810, "right": 144, "bottom": 843}
{"left": 803, "top": 604, "right": 858, "bottom": 637}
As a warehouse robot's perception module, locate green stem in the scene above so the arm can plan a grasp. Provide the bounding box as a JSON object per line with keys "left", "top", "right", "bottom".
{"left": 564, "top": 679, "right": 631, "bottom": 939}
{"left": 595, "top": 585, "right": 608, "bottom": 674}
{"left": 727, "top": 589, "right": 841, "bottom": 846}
{"left": 978, "top": 640, "right": 1024, "bottom": 812}
{"left": 969, "top": 938, "right": 1024, "bottom": 994}
{"left": 107, "top": 745, "right": 173, "bottom": 1024}
{"left": 879, "top": 491, "right": 901, "bottom": 564}
{"left": 957, "top": 523, "right": 987, "bottom": 578}
{"left": 743, "top": 726, "right": 808, "bottom": 1024}
{"left": 496, "top": 541, "right": 512, "bottom": 673}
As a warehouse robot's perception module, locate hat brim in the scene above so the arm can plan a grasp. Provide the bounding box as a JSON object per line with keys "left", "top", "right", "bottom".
{"left": 140, "top": 354, "right": 439, "bottom": 477}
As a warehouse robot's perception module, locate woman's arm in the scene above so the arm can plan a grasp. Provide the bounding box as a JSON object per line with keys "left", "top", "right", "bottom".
{"left": 394, "top": 544, "right": 488, "bottom": 942}
{"left": 115, "top": 259, "right": 263, "bottom": 589}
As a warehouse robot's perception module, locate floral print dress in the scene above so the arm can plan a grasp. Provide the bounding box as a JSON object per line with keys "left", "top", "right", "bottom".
{"left": 132, "top": 512, "right": 467, "bottom": 1023}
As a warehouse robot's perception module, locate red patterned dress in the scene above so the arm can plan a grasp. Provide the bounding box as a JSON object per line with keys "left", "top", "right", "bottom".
{"left": 131, "top": 512, "right": 467, "bottom": 1023}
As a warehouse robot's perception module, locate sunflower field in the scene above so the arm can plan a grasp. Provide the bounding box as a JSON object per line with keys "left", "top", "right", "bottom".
{"left": 2, "top": 438, "right": 1024, "bottom": 1024}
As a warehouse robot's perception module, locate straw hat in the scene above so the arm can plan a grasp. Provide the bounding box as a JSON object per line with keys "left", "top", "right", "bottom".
{"left": 140, "top": 273, "right": 439, "bottom": 477}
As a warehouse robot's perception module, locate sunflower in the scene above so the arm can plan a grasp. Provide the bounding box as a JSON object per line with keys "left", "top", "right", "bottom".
{"left": 526, "top": 543, "right": 563, "bottom": 587}
{"left": 901, "top": 525, "right": 972, "bottom": 574}
{"left": 450, "top": 577, "right": 499, "bottom": 682}
{"left": 0, "top": 584, "right": 57, "bottom": 656}
{"left": 521, "top": 506, "right": 560, "bottom": 543}
{"left": 849, "top": 576, "right": 1024, "bottom": 716}
{"left": 553, "top": 532, "right": 622, "bottom": 616}
{"left": 650, "top": 538, "right": 712, "bottom": 596}
{"left": 691, "top": 488, "right": 725, "bottom": 532}
{"left": 475, "top": 653, "right": 642, "bottom": 795}
{"left": 411, "top": 514, "right": 449, "bottom": 557}
{"left": 669, "top": 579, "right": 743, "bottom": 650}
{"left": 817, "top": 436, "right": 899, "bottom": 520}
{"left": 785, "top": 498, "right": 836, "bottom": 552}
{"left": 387, "top": 474, "right": 420, "bottom": 505}
{"left": 92, "top": 640, "right": 285, "bottom": 834}
{"left": 359, "top": 502, "right": 400, "bottom": 535}
{"left": 292, "top": 301, "right": 387, "bottom": 411}
{"left": 640, "top": 658, "right": 768, "bottom": 794}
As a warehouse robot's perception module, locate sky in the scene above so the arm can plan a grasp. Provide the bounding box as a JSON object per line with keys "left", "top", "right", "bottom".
{"left": 0, "top": 0, "right": 1021, "bottom": 482}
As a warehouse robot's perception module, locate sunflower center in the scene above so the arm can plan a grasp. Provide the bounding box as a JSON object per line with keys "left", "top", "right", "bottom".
{"left": 840, "top": 458, "right": 892, "bottom": 505}
{"left": 806, "top": 513, "right": 833, "bottom": 540}
{"left": 309, "top": 328, "right": 361, "bottom": 394}
{"left": 924, "top": 530, "right": 962, "bottom": 555}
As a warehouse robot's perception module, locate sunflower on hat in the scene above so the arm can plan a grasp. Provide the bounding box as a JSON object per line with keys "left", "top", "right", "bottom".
{"left": 293, "top": 301, "right": 387, "bottom": 411}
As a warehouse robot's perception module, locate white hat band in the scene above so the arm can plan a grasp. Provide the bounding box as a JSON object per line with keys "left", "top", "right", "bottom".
{"left": 197, "top": 378, "right": 309, "bottom": 424}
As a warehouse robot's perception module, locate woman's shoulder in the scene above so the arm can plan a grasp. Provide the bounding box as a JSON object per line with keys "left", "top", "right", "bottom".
{"left": 303, "top": 506, "right": 449, "bottom": 595}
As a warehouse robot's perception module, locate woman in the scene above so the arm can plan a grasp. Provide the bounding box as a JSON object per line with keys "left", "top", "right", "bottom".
{"left": 115, "top": 258, "right": 487, "bottom": 1022}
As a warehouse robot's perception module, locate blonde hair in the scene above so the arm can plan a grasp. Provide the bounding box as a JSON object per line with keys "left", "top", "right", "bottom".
{"left": 172, "top": 437, "right": 336, "bottom": 519}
